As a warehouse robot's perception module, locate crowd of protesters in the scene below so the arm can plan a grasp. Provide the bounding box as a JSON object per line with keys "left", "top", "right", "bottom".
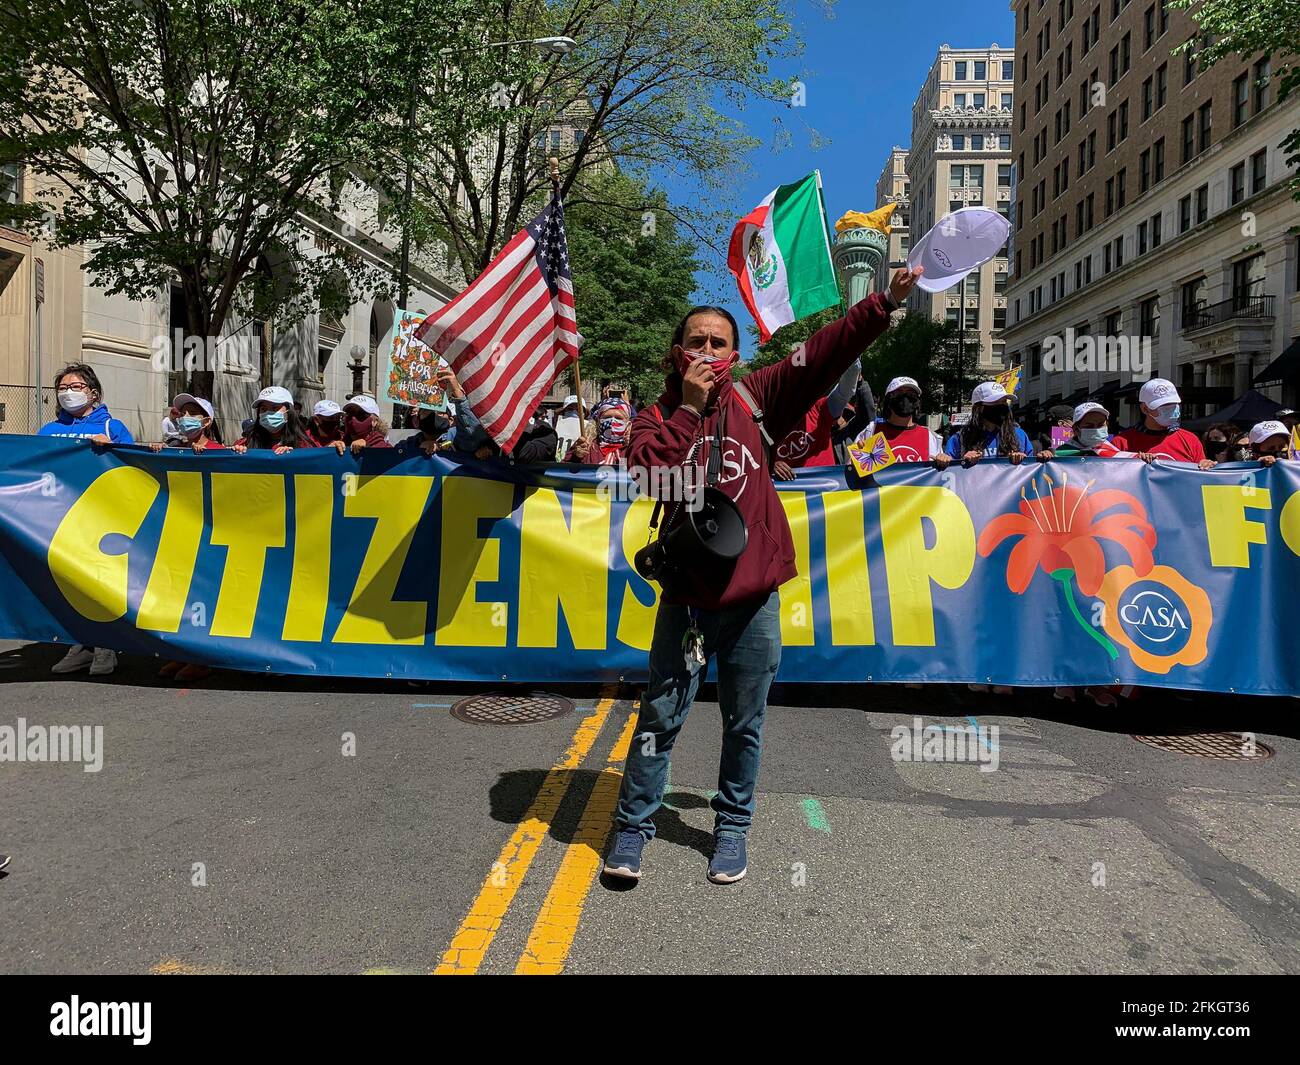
{"left": 27, "top": 355, "right": 1299, "bottom": 685}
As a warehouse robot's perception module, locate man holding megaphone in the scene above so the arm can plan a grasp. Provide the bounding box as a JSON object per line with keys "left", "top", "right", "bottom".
{"left": 605, "top": 265, "right": 923, "bottom": 885}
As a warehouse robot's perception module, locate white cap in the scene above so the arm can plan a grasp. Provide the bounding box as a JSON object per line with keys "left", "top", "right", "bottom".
{"left": 253, "top": 385, "right": 293, "bottom": 411}
{"left": 343, "top": 393, "right": 380, "bottom": 418}
{"left": 907, "top": 207, "right": 1013, "bottom": 293}
{"left": 1139, "top": 378, "right": 1181, "bottom": 408}
{"left": 971, "top": 381, "right": 1011, "bottom": 406}
{"left": 312, "top": 399, "right": 342, "bottom": 418}
{"left": 171, "top": 393, "right": 214, "bottom": 419}
{"left": 885, "top": 376, "right": 921, "bottom": 397}
{"left": 562, "top": 394, "right": 580, "bottom": 407}
{"left": 1073, "top": 401, "right": 1108, "bottom": 423}
{"left": 1248, "top": 420, "right": 1289, "bottom": 445}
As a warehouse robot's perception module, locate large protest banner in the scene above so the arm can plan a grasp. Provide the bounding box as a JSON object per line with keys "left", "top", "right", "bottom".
{"left": 0, "top": 435, "right": 1296, "bottom": 695}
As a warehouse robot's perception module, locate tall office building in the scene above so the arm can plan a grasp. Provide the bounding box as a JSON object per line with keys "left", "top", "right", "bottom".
{"left": 874, "top": 147, "right": 911, "bottom": 301}
{"left": 1003, "top": 0, "right": 1300, "bottom": 421}
{"left": 906, "top": 45, "right": 1016, "bottom": 385}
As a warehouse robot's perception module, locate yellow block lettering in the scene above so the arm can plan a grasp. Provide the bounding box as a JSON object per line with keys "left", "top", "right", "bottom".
{"left": 519, "top": 487, "right": 610, "bottom": 649}
{"left": 282, "top": 475, "right": 334, "bottom": 642}
{"left": 333, "top": 476, "right": 434, "bottom": 645}
{"left": 209, "top": 473, "right": 285, "bottom": 638}
{"left": 435, "top": 477, "right": 514, "bottom": 647}
{"left": 1281, "top": 489, "right": 1300, "bottom": 557}
{"left": 778, "top": 492, "right": 814, "bottom": 646}
{"left": 47, "top": 466, "right": 159, "bottom": 622}
{"left": 138, "top": 471, "right": 204, "bottom": 632}
{"left": 879, "top": 485, "right": 975, "bottom": 646}
{"left": 615, "top": 496, "right": 659, "bottom": 652}
{"left": 1201, "top": 485, "right": 1272, "bottom": 567}
{"left": 823, "top": 490, "right": 875, "bottom": 646}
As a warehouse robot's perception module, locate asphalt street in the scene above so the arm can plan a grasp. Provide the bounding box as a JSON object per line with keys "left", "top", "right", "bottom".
{"left": 1, "top": 638, "right": 1297, "bottom": 974}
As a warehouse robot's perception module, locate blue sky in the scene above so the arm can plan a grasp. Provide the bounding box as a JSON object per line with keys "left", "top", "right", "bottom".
{"left": 657, "top": 0, "right": 1014, "bottom": 347}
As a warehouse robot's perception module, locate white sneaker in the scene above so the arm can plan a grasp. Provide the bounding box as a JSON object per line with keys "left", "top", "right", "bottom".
{"left": 51, "top": 644, "right": 94, "bottom": 674}
{"left": 89, "top": 648, "right": 118, "bottom": 676}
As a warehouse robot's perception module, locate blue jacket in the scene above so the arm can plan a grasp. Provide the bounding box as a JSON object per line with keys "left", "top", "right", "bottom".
{"left": 945, "top": 425, "right": 1032, "bottom": 459}
{"left": 38, "top": 404, "right": 134, "bottom": 444}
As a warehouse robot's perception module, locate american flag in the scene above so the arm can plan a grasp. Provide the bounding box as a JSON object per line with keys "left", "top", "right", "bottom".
{"left": 413, "top": 193, "right": 581, "bottom": 453}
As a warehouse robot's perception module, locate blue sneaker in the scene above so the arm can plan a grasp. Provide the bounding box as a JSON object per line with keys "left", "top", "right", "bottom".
{"left": 603, "top": 829, "right": 644, "bottom": 880}
{"left": 708, "top": 833, "right": 747, "bottom": 884}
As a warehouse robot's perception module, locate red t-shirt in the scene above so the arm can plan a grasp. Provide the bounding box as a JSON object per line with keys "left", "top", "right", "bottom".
{"left": 774, "top": 397, "right": 837, "bottom": 467}
{"left": 875, "top": 420, "right": 941, "bottom": 462}
{"left": 1109, "top": 426, "right": 1205, "bottom": 463}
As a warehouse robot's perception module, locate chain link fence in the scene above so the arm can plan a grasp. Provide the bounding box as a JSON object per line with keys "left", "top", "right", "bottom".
{"left": 0, "top": 384, "right": 56, "bottom": 435}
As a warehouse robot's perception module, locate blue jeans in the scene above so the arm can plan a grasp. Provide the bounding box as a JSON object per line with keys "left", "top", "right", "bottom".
{"left": 614, "top": 592, "right": 782, "bottom": 840}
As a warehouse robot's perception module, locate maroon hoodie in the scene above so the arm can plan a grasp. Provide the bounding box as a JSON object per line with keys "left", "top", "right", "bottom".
{"left": 629, "top": 292, "right": 896, "bottom": 610}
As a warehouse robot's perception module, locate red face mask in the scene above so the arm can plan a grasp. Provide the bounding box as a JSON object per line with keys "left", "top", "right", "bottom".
{"left": 674, "top": 346, "right": 739, "bottom": 378}
{"left": 347, "top": 415, "right": 371, "bottom": 437}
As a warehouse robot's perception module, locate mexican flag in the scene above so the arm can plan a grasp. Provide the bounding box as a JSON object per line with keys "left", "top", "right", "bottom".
{"left": 727, "top": 172, "right": 840, "bottom": 343}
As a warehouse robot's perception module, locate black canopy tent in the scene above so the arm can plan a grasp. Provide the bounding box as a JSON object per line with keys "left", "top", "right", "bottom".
{"left": 1183, "top": 388, "right": 1285, "bottom": 433}
{"left": 1253, "top": 335, "right": 1300, "bottom": 388}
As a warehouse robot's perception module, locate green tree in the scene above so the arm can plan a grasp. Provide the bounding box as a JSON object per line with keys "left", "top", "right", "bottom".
{"left": 563, "top": 170, "right": 698, "bottom": 405}
{"left": 859, "top": 313, "right": 966, "bottom": 414}
{"left": 742, "top": 306, "right": 841, "bottom": 374}
{"left": 0, "top": 0, "right": 493, "bottom": 397}
{"left": 1170, "top": 0, "right": 1300, "bottom": 197}
{"left": 406, "top": 0, "right": 807, "bottom": 282}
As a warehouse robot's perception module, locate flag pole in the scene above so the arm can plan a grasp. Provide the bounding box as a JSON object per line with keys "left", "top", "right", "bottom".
{"left": 549, "top": 156, "right": 586, "bottom": 435}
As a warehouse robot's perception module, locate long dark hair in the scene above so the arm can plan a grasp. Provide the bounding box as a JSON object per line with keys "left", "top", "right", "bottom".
{"left": 961, "top": 403, "right": 1021, "bottom": 455}
{"left": 664, "top": 305, "right": 741, "bottom": 370}
{"left": 245, "top": 405, "right": 309, "bottom": 449}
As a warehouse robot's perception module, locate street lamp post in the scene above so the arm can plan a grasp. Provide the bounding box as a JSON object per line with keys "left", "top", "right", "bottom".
{"left": 396, "top": 35, "right": 577, "bottom": 308}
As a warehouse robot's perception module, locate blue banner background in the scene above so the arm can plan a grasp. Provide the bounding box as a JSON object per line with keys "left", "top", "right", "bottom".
{"left": 0, "top": 435, "right": 1296, "bottom": 694}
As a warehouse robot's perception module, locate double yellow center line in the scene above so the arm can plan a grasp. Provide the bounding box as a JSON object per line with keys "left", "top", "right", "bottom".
{"left": 434, "top": 688, "right": 637, "bottom": 975}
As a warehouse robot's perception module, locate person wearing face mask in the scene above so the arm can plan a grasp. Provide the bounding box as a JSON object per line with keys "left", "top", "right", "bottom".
{"left": 38, "top": 364, "right": 134, "bottom": 446}
{"left": 1248, "top": 420, "right": 1293, "bottom": 465}
{"left": 396, "top": 405, "right": 453, "bottom": 457}
{"left": 37, "top": 364, "right": 131, "bottom": 677}
{"left": 1033, "top": 402, "right": 1121, "bottom": 458}
{"left": 770, "top": 362, "right": 863, "bottom": 478}
{"left": 149, "top": 394, "right": 224, "bottom": 454}
{"left": 341, "top": 394, "right": 392, "bottom": 453}
{"left": 1110, "top": 379, "right": 1214, "bottom": 468}
{"left": 603, "top": 266, "right": 923, "bottom": 887}
{"left": 1201, "top": 422, "right": 1248, "bottom": 463}
{"left": 568, "top": 395, "right": 631, "bottom": 464}
{"left": 233, "top": 385, "right": 308, "bottom": 453}
{"left": 871, "top": 377, "right": 949, "bottom": 467}
{"left": 304, "top": 399, "right": 346, "bottom": 451}
{"left": 945, "top": 381, "right": 1032, "bottom": 464}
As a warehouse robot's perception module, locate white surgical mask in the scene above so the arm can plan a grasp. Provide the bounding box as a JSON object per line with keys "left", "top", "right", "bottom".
{"left": 57, "top": 389, "right": 91, "bottom": 414}
{"left": 1078, "top": 427, "right": 1109, "bottom": 448}
{"left": 1152, "top": 404, "right": 1181, "bottom": 428}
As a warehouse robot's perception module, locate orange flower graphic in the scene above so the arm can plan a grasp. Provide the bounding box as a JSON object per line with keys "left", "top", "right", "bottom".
{"left": 1096, "top": 565, "right": 1212, "bottom": 674}
{"left": 977, "top": 471, "right": 1156, "bottom": 596}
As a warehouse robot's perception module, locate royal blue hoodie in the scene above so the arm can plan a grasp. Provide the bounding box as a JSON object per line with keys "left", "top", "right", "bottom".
{"left": 38, "top": 403, "right": 135, "bottom": 443}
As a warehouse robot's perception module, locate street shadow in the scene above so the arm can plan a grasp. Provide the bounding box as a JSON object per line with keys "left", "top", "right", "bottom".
{"left": 488, "top": 768, "right": 716, "bottom": 880}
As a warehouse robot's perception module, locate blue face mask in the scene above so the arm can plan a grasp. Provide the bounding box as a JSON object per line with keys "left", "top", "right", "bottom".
{"left": 1152, "top": 404, "right": 1181, "bottom": 428}
{"left": 1078, "top": 427, "right": 1109, "bottom": 448}
{"left": 178, "top": 415, "right": 205, "bottom": 435}
{"left": 259, "top": 410, "right": 287, "bottom": 432}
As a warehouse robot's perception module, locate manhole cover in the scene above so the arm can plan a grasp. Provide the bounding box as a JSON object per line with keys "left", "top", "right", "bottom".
{"left": 1131, "top": 732, "right": 1274, "bottom": 760}
{"left": 450, "top": 692, "right": 574, "bottom": 726}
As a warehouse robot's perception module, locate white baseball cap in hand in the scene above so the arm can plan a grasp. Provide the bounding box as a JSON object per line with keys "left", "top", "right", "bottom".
{"left": 907, "top": 207, "right": 1012, "bottom": 293}
{"left": 971, "top": 381, "right": 1011, "bottom": 406}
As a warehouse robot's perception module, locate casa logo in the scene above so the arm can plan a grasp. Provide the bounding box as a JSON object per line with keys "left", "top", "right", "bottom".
{"left": 1118, "top": 586, "right": 1190, "bottom": 650}
{"left": 890, "top": 444, "right": 925, "bottom": 462}
{"left": 933, "top": 247, "right": 953, "bottom": 270}
{"left": 1097, "top": 565, "right": 1212, "bottom": 675}
{"left": 717, "top": 436, "right": 761, "bottom": 500}
{"left": 776, "top": 431, "right": 812, "bottom": 461}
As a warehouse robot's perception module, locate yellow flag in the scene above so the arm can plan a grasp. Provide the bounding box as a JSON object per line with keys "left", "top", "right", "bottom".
{"left": 835, "top": 204, "right": 897, "bottom": 236}
{"left": 1291, "top": 425, "right": 1300, "bottom": 460}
